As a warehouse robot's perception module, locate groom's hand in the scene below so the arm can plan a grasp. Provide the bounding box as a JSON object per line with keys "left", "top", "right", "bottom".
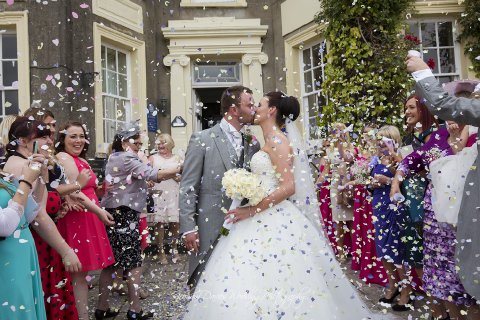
{"left": 405, "top": 55, "right": 429, "bottom": 73}
{"left": 183, "top": 232, "right": 199, "bottom": 254}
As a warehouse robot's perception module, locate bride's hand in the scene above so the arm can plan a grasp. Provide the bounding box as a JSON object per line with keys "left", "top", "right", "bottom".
{"left": 226, "top": 206, "right": 256, "bottom": 224}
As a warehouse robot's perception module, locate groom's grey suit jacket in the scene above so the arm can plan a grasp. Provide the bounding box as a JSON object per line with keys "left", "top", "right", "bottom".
{"left": 416, "top": 76, "right": 480, "bottom": 299}
{"left": 179, "top": 123, "right": 260, "bottom": 287}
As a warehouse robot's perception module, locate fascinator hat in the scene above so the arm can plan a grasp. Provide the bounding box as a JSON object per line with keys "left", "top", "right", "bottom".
{"left": 444, "top": 80, "right": 480, "bottom": 97}
{"left": 116, "top": 120, "right": 141, "bottom": 141}
{"left": 474, "top": 83, "right": 480, "bottom": 94}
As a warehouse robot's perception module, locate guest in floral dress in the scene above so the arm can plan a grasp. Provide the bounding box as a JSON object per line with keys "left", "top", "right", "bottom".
{"left": 392, "top": 123, "right": 477, "bottom": 320}
{"left": 96, "top": 127, "right": 180, "bottom": 320}
{"left": 368, "top": 125, "right": 413, "bottom": 311}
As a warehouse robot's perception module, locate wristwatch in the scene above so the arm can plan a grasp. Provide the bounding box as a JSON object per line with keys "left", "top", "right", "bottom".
{"left": 74, "top": 181, "right": 81, "bottom": 193}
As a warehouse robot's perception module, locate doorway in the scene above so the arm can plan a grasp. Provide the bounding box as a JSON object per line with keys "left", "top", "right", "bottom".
{"left": 194, "top": 87, "right": 227, "bottom": 131}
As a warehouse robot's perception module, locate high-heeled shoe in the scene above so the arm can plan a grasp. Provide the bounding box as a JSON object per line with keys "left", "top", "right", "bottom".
{"left": 392, "top": 297, "right": 415, "bottom": 311}
{"left": 127, "top": 310, "right": 154, "bottom": 320}
{"left": 94, "top": 308, "right": 120, "bottom": 320}
{"left": 378, "top": 288, "right": 400, "bottom": 303}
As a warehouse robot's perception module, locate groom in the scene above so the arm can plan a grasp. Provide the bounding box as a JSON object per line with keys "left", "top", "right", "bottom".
{"left": 179, "top": 85, "right": 260, "bottom": 290}
{"left": 406, "top": 55, "right": 480, "bottom": 299}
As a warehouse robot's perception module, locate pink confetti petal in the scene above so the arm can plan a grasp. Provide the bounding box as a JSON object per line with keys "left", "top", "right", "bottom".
{"left": 80, "top": 3, "right": 89, "bottom": 9}
{"left": 72, "top": 12, "right": 79, "bottom": 19}
{"left": 6, "top": 0, "right": 14, "bottom": 5}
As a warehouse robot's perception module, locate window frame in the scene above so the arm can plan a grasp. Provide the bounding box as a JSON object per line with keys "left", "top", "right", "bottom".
{"left": 101, "top": 43, "right": 132, "bottom": 144}
{"left": 0, "top": 11, "right": 30, "bottom": 119}
{"left": 180, "top": 0, "right": 247, "bottom": 7}
{"left": 0, "top": 31, "right": 19, "bottom": 120}
{"left": 406, "top": 18, "right": 461, "bottom": 83}
{"left": 93, "top": 22, "right": 146, "bottom": 157}
{"left": 191, "top": 60, "right": 242, "bottom": 88}
{"left": 299, "top": 40, "right": 327, "bottom": 143}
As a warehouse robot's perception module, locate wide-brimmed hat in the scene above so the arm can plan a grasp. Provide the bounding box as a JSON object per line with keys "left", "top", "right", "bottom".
{"left": 444, "top": 80, "right": 480, "bottom": 96}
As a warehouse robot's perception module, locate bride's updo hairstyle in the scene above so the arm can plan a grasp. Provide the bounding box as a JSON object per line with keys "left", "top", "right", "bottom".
{"left": 265, "top": 91, "right": 300, "bottom": 126}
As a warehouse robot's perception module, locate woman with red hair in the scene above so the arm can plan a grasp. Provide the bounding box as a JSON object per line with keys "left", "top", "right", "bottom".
{"left": 390, "top": 95, "right": 438, "bottom": 310}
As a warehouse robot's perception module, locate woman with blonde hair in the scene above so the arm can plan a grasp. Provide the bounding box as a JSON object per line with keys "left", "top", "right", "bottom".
{"left": 369, "top": 125, "right": 416, "bottom": 311}
{"left": 148, "top": 133, "right": 183, "bottom": 265}
{"left": 0, "top": 115, "right": 17, "bottom": 145}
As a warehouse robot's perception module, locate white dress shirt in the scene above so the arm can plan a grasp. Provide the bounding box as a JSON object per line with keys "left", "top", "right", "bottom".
{"left": 220, "top": 118, "right": 244, "bottom": 158}
{"left": 411, "top": 69, "right": 435, "bottom": 82}
{"left": 183, "top": 119, "right": 244, "bottom": 237}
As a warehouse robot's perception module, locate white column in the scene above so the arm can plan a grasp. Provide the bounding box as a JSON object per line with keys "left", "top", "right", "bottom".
{"left": 242, "top": 53, "right": 268, "bottom": 145}
{"left": 163, "top": 55, "right": 191, "bottom": 152}
{"left": 242, "top": 53, "right": 269, "bottom": 102}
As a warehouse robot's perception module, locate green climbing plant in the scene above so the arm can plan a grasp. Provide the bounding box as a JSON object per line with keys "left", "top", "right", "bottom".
{"left": 458, "top": 0, "right": 480, "bottom": 78}
{"left": 315, "top": 0, "right": 416, "bottom": 133}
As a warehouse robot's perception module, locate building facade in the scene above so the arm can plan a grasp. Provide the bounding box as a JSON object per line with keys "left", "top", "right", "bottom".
{"left": 0, "top": 0, "right": 476, "bottom": 160}
{"left": 282, "top": 0, "right": 475, "bottom": 147}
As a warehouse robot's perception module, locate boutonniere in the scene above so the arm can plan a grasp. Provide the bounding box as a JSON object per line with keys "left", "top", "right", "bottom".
{"left": 244, "top": 127, "right": 256, "bottom": 145}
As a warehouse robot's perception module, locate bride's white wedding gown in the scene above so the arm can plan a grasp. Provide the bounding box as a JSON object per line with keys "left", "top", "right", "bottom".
{"left": 183, "top": 151, "right": 386, "bottom": 320}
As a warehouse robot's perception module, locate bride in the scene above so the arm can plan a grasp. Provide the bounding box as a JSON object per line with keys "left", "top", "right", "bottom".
{"left": 183, "top": 91, "right": 388, "bottom": 319}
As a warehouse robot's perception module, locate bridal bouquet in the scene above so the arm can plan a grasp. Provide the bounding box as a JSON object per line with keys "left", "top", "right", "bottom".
{"left": 350, "top": 157, "right": 371, "bottom": 185}
{"left": 220, "top": 168, "right": 264, "bottom": 236}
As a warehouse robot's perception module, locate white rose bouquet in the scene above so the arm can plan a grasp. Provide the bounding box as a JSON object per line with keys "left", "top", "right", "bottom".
{"left": 220, "top": 168, "right": 264, "bottom": 236}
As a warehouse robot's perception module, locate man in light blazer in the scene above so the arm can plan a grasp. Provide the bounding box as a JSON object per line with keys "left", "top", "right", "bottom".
{"left": 179, "top": 85, "right": 260, "bottom": 290}
{"left": 406, "top": 54, "right": 480, "bottom": 299}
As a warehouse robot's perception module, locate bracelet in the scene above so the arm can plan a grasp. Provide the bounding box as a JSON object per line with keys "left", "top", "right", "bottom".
{"left": 18, "top": 179, "right": 33, "bottom": 189}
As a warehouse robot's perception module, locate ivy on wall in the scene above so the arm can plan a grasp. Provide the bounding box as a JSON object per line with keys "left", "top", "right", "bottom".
{"left": 458, "top": 0, "right": 480, "bottom": 78}
{"left": 315, "top": 0, "right": 416, "bottom": 132}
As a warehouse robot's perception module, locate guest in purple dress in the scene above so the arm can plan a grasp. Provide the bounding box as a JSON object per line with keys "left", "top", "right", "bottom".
{"left": 391, "top": 124, "right": 477, "bottom": 320}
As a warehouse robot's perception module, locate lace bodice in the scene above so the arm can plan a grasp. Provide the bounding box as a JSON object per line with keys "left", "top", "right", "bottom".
{"left": 250, "top": 150, "right": 279, "bottom": 195}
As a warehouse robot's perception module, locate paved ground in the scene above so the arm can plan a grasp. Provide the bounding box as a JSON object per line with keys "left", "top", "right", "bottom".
{"left": 87, "top": 250, "right": 433, "bottom": 320}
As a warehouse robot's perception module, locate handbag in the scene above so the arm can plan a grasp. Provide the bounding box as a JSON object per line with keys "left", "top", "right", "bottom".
{"left": 430, "top": 145, "right": 478, "bottom": 225}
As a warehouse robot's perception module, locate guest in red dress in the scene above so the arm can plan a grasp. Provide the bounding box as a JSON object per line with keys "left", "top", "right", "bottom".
{"left": 55, "top": 121, "right": 116, "bottom": 320}
{"left": 316, "top": 141, "right": 338, "bottom": 254}
{"left": 24, "top": 104, "right": 89, "bottom": 319}
{"left": 343, "top": 125, "right": 388, "bottom": 286}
